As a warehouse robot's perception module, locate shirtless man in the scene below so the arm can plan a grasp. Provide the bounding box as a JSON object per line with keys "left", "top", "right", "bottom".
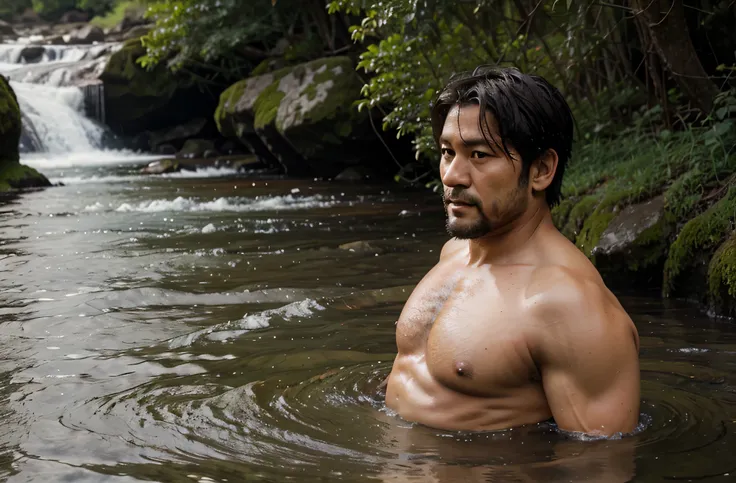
{"left": 384, "top": 67, "right": 640, "bottom": 436}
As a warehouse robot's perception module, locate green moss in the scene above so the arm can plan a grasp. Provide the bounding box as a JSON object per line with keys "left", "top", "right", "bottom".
{"left": 283, "top": 57, "right": 362, "bottom": 132}
{"left": 626, "top": 218, "right": 666, "bottom": 272}
{"left": 561, "top": 194, "right": 600, "bottom": 241}
{"left": 253, "top": 78, "right": 286, "bottom": 130}
{"left": 577, "top": 211, "right": 617, "bottom": 257}
{"left": 663, "top": 187, "right": 736, "bottom": 296}
{"left": 0, "top": 162, "right": 50, "bottom": 192}
{"left": 708, "top": 234, "right": 736, "bottom": 312}
{"left": 90, "top": 1, "right": 138, "bottom": 30}
{"left": 551, "top": 197, "right": 577, "bottom": 230}
{"left": 575, "top": 187, "right": 637, "bottom": 257}
{"left": 0, "top": 75, "right": 21, "bottom": 164}
{"left": 214, "top": 79, "right": 248, "bottom": 137}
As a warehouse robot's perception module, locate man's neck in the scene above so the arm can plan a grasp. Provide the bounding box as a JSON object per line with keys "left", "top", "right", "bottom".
{"left": 466, "top": 203, "right": 552, "bottom": 266}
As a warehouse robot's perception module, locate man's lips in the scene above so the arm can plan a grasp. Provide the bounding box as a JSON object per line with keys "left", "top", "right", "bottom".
{"left": 447, "top": 199, "right": 475, "bottom": 206}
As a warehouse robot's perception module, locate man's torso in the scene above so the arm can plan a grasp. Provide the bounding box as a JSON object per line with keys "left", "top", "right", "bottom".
{"left": 385, "top": 246, "right": 557, "bottom": 431}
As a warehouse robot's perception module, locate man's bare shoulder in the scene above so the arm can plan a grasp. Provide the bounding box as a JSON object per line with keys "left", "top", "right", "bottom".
{"left": 523, "top": 264, "right": 639, "bottom": 355}
{"left": 439, "top": 237, "right": 466, "bottom": 261}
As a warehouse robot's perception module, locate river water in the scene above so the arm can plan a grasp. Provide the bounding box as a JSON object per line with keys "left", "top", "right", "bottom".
{"left": 0, "top": 158, "right": 735, "bottom": 482}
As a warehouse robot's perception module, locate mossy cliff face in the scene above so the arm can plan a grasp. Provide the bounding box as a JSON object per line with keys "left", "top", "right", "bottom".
{"left": 0, "top": 76, "right": 50, "bottom": 191}
{"left": 664, "top": 187, "right": 736, "bottom": 301}
{"left": 708, "top": 233, "right": 736, "bottom": 317}
{"left": 101, "top": 39, "right": 218, "bottom": 136}
{"left": 553, "top": 123, "right": 736, "bottom": 316}
{"left": 215, "top": 57, "right": 389, "bottom": 178}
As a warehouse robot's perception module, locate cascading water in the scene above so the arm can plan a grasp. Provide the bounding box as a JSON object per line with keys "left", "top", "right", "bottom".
{"left": 0, "top": 41, "right": 158, "bottom": 169}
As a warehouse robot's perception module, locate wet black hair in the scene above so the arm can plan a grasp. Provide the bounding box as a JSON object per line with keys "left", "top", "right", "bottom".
{"left": 430, "top": 66, "right": 574, "bottom": 206}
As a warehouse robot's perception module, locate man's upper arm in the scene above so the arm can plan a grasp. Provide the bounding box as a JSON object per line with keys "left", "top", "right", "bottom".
{"left": 530, "top": 274, "right": 640, "bottom": 436}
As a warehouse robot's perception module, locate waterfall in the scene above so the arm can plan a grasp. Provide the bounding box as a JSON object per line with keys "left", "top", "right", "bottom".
{"left": 0, "top": 41, "right": 156, "bottom": 169}
{"left": 10, "top": 80, "right": 107, "bottom": 154}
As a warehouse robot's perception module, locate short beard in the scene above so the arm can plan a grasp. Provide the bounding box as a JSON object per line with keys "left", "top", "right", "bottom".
{"left": 443, "top": 177, "right": 529, "bottom": 240}
{"left": 446, "top": 210, "right": 493, "bottom": 239}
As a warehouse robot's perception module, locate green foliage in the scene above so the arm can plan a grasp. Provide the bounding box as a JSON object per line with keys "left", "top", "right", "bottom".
{"left": 138, "top": 0, "right": 307, "bottom": 72}
{"left": 0, "top": 0, "right": 30, "bottom": 21}
{"left": 89, "top": 0, "right": 136, "bottom": 29}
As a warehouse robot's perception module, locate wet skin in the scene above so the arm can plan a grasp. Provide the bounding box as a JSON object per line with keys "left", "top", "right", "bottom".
{"left": 384, "top": 105, "right": 641, "bottom": 436}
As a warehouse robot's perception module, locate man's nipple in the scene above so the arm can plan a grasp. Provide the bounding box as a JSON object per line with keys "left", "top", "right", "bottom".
{"left": 455, "top": 361, "right": 472, "bottom": 378}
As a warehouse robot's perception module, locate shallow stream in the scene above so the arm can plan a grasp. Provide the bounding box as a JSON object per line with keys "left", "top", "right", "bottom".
{"left": 1, "top": 161, "right": 735, "bottom": 482}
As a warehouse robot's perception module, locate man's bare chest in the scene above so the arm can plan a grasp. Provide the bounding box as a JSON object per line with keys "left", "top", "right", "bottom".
{"left": 395, "top": 270, "right": 539, "bottom": 396}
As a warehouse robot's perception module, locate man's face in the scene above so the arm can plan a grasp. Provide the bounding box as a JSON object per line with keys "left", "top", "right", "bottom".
{"left": 439, "top": 104, "right": 529, "bottom": 239}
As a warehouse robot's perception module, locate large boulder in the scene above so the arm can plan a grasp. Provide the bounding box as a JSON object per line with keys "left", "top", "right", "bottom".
{"left": 592, "top": 195, "right": 669, "bottom": 285}
{"left": 0, "top": 20, "right": 16, "bottom": 38}
{"left": 0, "top": 75, "right": 22, "bottom": 163}
{"left": 0, "top": 76, "right": 50, "bottom": 191}
{"left": 100, "top": 39, "right": 219, "bottom": 137}
{"left": 215, "top": 56, "right": 397, "bottom": 178}
{"left": 66, "top": 25, "right": 105, "bottom": 44}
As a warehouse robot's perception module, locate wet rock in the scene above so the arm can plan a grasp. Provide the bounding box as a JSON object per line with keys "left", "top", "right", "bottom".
{"left": 66, "top": 25, "right": 105, "bottom": 45}
{"left": 140, "top": 159, "right": 179, "bottom": 174}
{"left": 122, "top": 25, "right": 151, "bottom": 41}
{"left": 156, "top": 144, "right": 177, "bottom": 155}
{"left": 178, "top": 139, "right": 215, "bottom": 158}
{"left": 101, "top": 39, "right": 218, "bottom": 136}
{"left": 44, "top": 35, "right": 67, "bottom": 46}
{"left": 0, "top": 75, "right": 22, "bottom": 163}
{"left": 216, "top": 56, "right": 395, "bottom": 178}
{"left": 0, "top": 20, "right": 17, "bottom": 38}
{"left": 592, "top": 195, "right": 668, "bottom": 285}
{"left": 0, "top": 77, "right": 50, "bottom": 191}
{"left": 334, "top": 166, "right": 372, "bottom": 181}
{"left": 59, "top": 10, "right": 89, "bottom": 24}
{"left": 148, "top": 118, "right": 209, "bottom": 151}
{"left": 338, "top": 240, "right": 407, "bottom": 255}
{"left": 339, "top": 241, "right": 387, "bottom": 255}
{"left": 203, "top": 149, "right": 220, "bottom": 159}
{"left": 20, "top": 46, "right": 45, "bottom": 63}
{"left": 268, "top": 57, "right": 371, "bottom": 177}
{"left": 13, "top": 9, "right": 42, "bottom": 26}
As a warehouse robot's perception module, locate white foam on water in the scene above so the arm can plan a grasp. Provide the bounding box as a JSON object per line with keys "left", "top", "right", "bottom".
{"left": 113, "top": 195, "right": 340, "bottom": 213}
{"left": 168, "top": 299, "right": 325, "bottom": 348}
{"left": 160, "top": 167, "right": 240, "bottom": 178}
{"left": 21, "top": 151, "right": 165, "bottom": 170}
{"left": 48, "top": 166, "right": 240, "bottom": 185}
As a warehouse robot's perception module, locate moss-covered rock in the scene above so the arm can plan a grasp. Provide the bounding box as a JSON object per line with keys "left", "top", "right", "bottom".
{"left": 0, "top": 74, "right": 21, "bottom": 163}
{"left": 0, "top": 76, "right": 50, "bottom": 191}
{"left": 560, "top": 194, "right": 600, "bottom": 241}
{"left": 592, "top": 195, "right": 669, "bottom": 284}
{"left": 0, "top": 162, "right": 52, "bottom": 191}
{"left": 708, "top": 233, "right": 736, "bottom": 317}
{"left": 217, "top": 57, "right": 390, "bottom": 178}
{"left": 215, "top": 72, "right": 281, "bottom": 138}
{"left": 663, "top": 186, "right": 736, "bottom": 299}
{"left": 271, "top": 56, "right": 370, "bottom": 177}
{"left": 100, "top": 39, "right": 218, "bottom": 136}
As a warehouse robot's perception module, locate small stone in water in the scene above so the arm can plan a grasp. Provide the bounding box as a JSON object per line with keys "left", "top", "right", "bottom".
{"left": 202, "top": 223, "right": 216, "bottom": 234}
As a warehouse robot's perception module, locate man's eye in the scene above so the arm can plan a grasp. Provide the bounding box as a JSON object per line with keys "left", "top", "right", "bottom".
{"left": 441, "top": 148, "right": 454, "bottom": 157}
{"left": 471, "top": 151, "right": 490, "bottom": 159}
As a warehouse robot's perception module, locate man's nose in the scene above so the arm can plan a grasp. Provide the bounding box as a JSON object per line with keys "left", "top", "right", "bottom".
{"left": 441, "top": 156, "right": 471, "bottom": 188}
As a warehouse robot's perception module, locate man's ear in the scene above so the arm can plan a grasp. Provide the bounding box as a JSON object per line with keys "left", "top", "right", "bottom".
{"left": 529, "top": 149, "right": 559, "bottom": 192}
